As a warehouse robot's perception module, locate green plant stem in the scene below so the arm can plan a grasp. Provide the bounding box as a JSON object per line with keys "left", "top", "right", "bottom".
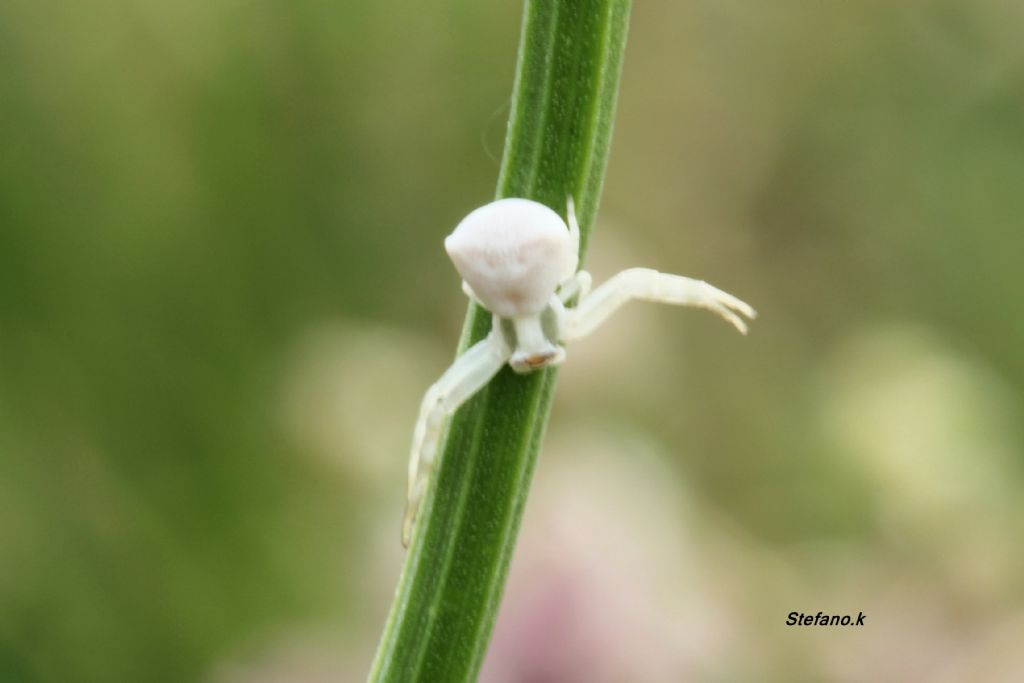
{"left": 368, "top": 1, "right": 631, "bottom": 680}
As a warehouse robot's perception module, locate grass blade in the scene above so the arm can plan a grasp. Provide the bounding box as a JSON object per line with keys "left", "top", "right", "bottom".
{"left": 368, "top": 1, "right": 631, "bottom": 680}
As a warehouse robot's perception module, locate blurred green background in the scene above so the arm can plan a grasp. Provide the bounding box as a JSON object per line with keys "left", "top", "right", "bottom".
{"left": 2, "top": 1, "right": 1023, "bottom": 681}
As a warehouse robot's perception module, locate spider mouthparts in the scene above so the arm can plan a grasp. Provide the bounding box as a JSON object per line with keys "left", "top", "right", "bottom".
{"left": 525, "top": 353, "right": 553, "bottom": 367}
{"left": 510, "top": 346, "right": 566, "bottom": 374}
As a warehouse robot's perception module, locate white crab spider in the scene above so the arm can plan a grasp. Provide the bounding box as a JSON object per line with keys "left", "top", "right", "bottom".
{"left": 403, "top": 196, "right": 755, "bottom": 545}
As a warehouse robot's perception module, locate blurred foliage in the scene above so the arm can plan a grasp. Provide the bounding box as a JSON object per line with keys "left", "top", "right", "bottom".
{"left": 1, "top": 1, "right": 1022, "bottom": 682}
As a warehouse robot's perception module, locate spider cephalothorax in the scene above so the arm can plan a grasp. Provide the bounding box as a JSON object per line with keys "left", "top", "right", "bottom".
{"left": 403, "top": 196, "right": 754, "bottom": 545}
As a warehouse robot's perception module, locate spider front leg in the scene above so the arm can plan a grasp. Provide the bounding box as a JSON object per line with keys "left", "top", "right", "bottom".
{"left": 403, "top": 326, "right": 511, "bottom": 546}
{"left": 557, "top": 270, "right": 592, "bottom": 304}
{"left": 564, "top": 267, "right": 756, "bottom": 340}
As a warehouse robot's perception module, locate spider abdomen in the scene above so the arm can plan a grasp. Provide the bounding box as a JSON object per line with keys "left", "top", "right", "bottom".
{"left": 444, "top": 198, "right": 573, "bottom": 318}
